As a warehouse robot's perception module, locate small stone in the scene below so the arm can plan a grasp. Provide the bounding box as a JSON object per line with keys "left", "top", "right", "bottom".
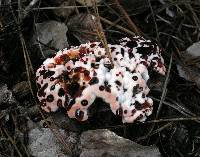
{"left": 67, "top": 14, "right": 102, "bottom": 43}
{"left": 76, "top": 0, "right": 102, "bottom": 6}
{"left": 28, "top": 128, "right": 79, "bottom": 157}
{"left": 31, "top": 21, "right": 68, "bottom": 57}
{"left": 177, "top": 41, "right": 200, "bottom": 87}
{"left": 54, "top": 0, "right": 75, "bottom": 18}
{"left": 80, "top": 129, "right": 161, "bottom": 157}
{"left": 12, "top": 81, "right": 30, "bottom": 98}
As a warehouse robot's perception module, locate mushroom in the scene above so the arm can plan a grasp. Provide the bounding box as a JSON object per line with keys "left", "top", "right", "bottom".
{"left": 36, "top": 36, "right": 166, "bottom": 123}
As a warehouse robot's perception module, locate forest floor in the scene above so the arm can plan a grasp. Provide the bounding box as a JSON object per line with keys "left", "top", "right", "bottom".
{"left": 0, "top": 0, "right": 200, "bottom": 157}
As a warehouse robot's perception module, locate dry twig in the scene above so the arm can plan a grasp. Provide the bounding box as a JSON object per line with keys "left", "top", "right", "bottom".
{"left": 100, "top": 16, "right": 136, "bottom": 36}
{"left": 113, "top": 0, "right": 142, "bottom": 35}
{"left": 92, "top": 2, "right": 114, "bottom": 67}
{"left": 147, "top": 54, "right": 173, "bottom": 137}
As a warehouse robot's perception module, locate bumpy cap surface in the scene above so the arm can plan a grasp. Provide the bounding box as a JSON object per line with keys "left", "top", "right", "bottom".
{"left": 36, "top": 36, "right": 166, "bottom": 123}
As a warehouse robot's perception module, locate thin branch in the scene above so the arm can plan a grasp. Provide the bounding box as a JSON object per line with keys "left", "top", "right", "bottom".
{"left": 3, "top": 128, "right": 23, "bottom": 157}
{"left": 11, "top": 114, "right": 31, "bottom": 157}
{"left": 38, "top": 109, "right": 73, "bottom": 155}
{"left": 147, "top": 53, "right": 173, "bottom": 135}
{"left": 9, "top": 0, "right": 35, "bottom": 99}
{"left": 156, "top": 54, "right": 173, "bottom": 118}
{"left": 152, "top": 97, "right": 196, "bottom": 118}
{"left": 147, "top": 0, "right": 160, "bottom": 43}
{"left": 146, "top": 117, "right": 200, "bottom": 123}
{"left": 30, "top": 3, "right": 116, "bottom": 10}
{"left": 92, "top": 2, "right": 114, "bottom": 67}
{"left": 113, "top": 0, "right": 142, "bottom": 35}
{"left": 100, "top": 17, "right": 136, "bottom": 36}
{"left": 136, "top": 122, "right": 173, "bottom": 142}
{"left": 22, "top": 0, "right": 40, "bottom": 19}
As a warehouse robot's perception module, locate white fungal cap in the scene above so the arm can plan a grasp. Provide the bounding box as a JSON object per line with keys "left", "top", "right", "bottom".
{"left": 36, "top": 36, "right": 166, "bottom": 123}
